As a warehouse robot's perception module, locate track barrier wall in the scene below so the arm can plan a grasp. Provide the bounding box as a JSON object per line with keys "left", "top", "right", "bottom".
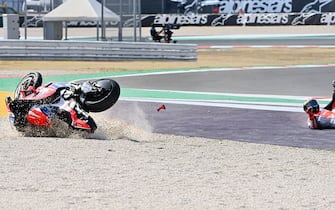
{"left": 0, "top": 40, "right": 197, "bottom": 61}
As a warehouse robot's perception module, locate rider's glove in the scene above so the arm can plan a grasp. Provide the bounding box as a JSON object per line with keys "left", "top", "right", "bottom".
{"left": 305, "top": 106, "right": 312, "bottom": 113}
{"left": 305, "top": 107, "right": 315, "bottom": 119}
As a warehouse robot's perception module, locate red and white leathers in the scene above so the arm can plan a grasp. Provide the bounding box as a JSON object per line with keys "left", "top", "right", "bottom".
{"left": 306, "top": 92, "right": 335, "bottom": 129}
{"left": 306, "top": 109, "right": 335, "bottom": 129}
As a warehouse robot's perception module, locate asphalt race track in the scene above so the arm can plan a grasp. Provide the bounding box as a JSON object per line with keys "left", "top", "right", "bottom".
{"left": 109, "top": 65, "right": 335, "bottom": 150}
{"left": 178, "top": 38, "right": 335, "bottom": 47}
{"left": 176, "top": 35, "right": 335, "bottom": 47}
{"left": 1, "top": 34, "right": 335, "bottom": 150}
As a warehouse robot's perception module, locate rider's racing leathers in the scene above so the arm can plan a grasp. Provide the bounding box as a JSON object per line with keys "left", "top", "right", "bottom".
{"left": 307, "top": 91, "right": 335, "bottom": 129}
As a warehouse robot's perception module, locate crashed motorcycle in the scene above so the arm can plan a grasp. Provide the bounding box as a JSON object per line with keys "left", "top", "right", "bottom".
{"left": 5, "top": 72, "right": 120, "bottom": 137}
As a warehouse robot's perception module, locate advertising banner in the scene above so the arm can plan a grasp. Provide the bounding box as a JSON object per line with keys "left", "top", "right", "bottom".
{"left": 140, "top": 0, "right": 335, "bottom": 26}
{"left": 142, "top": 13, "right": 335, "bottom": 26}
{"left": 167, "top": 0, "right": 335, "bottom": 14}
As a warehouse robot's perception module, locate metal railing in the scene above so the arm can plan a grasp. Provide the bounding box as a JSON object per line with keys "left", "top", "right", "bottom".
{"left": 0, "top": 40, "right": 197, "bottom": 61}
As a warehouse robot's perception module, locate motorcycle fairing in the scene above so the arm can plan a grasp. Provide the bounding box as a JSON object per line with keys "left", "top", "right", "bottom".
{"left": 59, "top": 100, "right": 93, "bottom": 131}
{"left": 21, "top": 82, "right": 69, "bottom": 102}
{"left": 7, "top": 96, "right": 94, "bottom": 132}
{"left": 26, "top": 107, "right": 51, "bottom": 127}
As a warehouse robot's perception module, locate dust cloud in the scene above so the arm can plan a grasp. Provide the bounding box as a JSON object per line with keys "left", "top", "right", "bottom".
{"left": 91, "top": 101, "right": 154, "bottom": 141}
{"left": 0, "top": 102, "right": 155, "bottom": 142}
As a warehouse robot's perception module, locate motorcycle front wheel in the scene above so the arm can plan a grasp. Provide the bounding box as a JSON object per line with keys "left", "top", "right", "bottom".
{"left": 83, "top": 79, "right": 120, "bottom": 112}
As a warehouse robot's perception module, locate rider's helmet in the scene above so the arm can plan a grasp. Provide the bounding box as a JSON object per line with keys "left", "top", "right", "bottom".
{"left": 303, "top": 99, "right": 320, "bottom": 114}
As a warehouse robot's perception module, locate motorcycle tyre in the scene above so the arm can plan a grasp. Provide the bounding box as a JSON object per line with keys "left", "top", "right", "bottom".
{"left": 14, "top": 72, "right": 42, "bottom": 100}
{"left": 84, "top": 79, "right": 120, "bottom": 113}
